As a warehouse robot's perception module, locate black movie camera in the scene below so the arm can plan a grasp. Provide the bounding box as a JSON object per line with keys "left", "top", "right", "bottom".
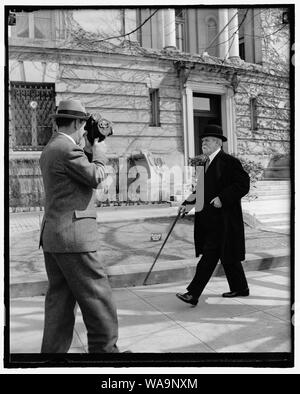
{"left": 84, "top": 113, "right": 113, "bottom": 145}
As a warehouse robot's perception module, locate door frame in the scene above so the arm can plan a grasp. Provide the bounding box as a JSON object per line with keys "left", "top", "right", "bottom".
{"left": 182, "top": 81, "right": 236, "bottom": 164}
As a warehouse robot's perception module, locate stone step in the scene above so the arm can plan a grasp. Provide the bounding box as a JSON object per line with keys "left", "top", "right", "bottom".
{"left": 253, "top": 194, "right": 290, "bottom": 200}
{"left": 246, "top": 210, "right": 290, "bottom": 217}
{"left": 256, "top": 182, "right": 290, "bottom": 187}
{"left": 258, "top": 219, "right": 289, "bottom": 227}
{"left": 242, "top": 200, "right": 289, "bottom": 213}
{"left": 255, "top": 185, "right": 290, "bottom": 191}
{"left": 256, "top": 212, "right": 290, "bottom": 221}
{"left": 255, "top": 182, "right": 290, "bottom": 192}
{"left": 255, "top": 188, "right": 290, "bottom": 194}
{"left": 254, "top": 186, "right": 290, "bottom": 192}
{"left": 257, "top": 180, "right": 290, "bottom": 186}
{"left": 268, "top": 224, "right": 290, "bottom": 232}
{"left": 255, "top": 190, "right": 290, "bottom": 196}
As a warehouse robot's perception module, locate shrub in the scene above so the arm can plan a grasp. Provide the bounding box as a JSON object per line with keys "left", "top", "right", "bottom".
{"left": 235, "top": 155, "right": 264, "bottom": 201}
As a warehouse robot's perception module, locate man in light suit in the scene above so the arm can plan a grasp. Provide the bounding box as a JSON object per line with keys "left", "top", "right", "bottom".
{"left": 176, "top": 125, "right": 250, "bottom": 306}
{"left": 39, "top": 100, "right": 119, "bottom": 353}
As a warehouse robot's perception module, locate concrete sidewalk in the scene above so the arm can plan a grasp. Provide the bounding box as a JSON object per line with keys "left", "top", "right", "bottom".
{"left": 9, "top": 204, "right": 179, "bottom": 234}
{"left": 9, "top": 266, "right": 291, "bottom": 354}
{"left": 9, "top": 204, "right": 290, "bottom": 298}
{"left": 9, "top": 199, "right": 290, "bottom": 234}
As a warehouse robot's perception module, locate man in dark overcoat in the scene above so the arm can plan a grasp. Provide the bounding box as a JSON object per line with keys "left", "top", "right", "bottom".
{"left": 176, "top": 124, "right": 250, "bottom": 306}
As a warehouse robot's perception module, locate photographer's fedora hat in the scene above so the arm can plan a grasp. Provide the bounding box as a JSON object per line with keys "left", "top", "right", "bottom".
{"left": 202, "top": 124, "right": 227, "bottom": 142}
{"left": 51, "top": 100, "right": 90, "bottom": 120}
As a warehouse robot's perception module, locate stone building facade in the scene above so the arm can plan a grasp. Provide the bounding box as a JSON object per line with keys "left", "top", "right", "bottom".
{"left": 7, "top": 7, "right": 292, "bottom": 208}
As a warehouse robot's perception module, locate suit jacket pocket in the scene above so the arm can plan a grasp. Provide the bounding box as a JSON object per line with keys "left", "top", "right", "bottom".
{"left": 74, "top": 209, "right": 97, "bottom": 219}
{"left": 73, "top": 210, "right": 98, "bottom": 250}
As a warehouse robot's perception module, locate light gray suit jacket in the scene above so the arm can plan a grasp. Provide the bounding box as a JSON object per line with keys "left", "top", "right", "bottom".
{"left": 39, "top": 133, "right": 107, "bottom": 253}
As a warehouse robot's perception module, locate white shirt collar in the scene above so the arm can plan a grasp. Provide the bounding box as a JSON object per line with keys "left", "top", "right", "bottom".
{"left": 208, "top": 147, "right": 221, "bottom": 163}
{"left": 57, "top": 131, "right": 76, "bottom": 145}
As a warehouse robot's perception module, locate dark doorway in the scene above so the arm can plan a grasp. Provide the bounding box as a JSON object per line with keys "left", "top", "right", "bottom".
{"left": 193, "top": 93, "right": 222, "bottom": 155}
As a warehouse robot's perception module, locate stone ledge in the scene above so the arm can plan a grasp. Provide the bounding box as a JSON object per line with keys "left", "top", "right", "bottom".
{"left": 9, "top": 248, "right": 289, "bottom": 298}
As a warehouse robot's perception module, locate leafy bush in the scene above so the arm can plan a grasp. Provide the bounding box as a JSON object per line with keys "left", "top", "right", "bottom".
{"left": 235, "top": 155, "right": 264, "bottom": 201}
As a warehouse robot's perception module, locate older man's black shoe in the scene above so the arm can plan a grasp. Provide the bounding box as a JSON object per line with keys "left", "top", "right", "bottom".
{"left": 222, "top": 289, "right": 249, "bottom": 298}
{"left": 176, "top": 292, "right": 198, "bottom": 306}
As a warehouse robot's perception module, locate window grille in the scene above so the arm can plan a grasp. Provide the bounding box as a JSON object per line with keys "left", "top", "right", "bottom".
{"left": 10, "top": 82, "right": 56, "bottom": 151}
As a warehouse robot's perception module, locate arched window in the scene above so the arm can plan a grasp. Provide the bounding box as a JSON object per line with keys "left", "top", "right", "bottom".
{"left": 206, "top": 17, "right": 217, "bottom": 56}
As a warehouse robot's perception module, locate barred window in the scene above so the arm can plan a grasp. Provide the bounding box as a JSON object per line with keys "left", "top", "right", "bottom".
{"left": 149, "top": 88, "right": 160, "bottom": 127}
{"left": 10, "top": 82, "right": 56, "bottom": 151}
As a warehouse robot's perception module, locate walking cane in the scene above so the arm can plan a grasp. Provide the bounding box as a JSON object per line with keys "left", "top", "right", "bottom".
{"left": 143, "top": 211, "right": 182, "bottom": 285}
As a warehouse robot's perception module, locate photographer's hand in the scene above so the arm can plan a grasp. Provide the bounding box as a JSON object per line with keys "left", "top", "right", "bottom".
{"left": 92, "top": 139, "right": 108, "bottom": 165}
{"left": 84, "top": 139, "right": 93, "bottom": 154}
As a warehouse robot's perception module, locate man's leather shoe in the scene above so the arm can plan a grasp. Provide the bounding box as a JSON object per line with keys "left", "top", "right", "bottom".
{"left": 176, "top": 292, "right": 198, "bottom": 306}
{"left": 222, "top": 289, "right": 249, "bottom": 298}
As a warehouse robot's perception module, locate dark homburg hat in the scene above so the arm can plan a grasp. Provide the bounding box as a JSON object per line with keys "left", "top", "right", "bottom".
{"left": 50, "top": 100, "right": 90, "bottom": 120}
{"left": 202, "top": 124, "right": 227, "bottom": 142}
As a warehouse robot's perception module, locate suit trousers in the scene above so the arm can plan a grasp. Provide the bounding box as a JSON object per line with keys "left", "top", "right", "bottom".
{"left": 187, "top": 208, "right": 248, "bottom": 299}
{"left": 41, "top": 251, "right": 119, "bottom": 353}
{"left": 187, "top": 249, "right": 249, "bottom": 299}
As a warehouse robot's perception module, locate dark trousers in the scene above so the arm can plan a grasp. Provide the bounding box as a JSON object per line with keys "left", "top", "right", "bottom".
{"left": 41, "top": 251, "right": 119, "bottom": 353}
{"left": 187, "top": 248, "right": 249, "bottom": 299}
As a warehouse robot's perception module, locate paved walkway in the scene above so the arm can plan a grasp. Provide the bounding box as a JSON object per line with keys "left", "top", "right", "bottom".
{"left": 9, "top": 207, "right": 290, "bottom": 296}
{"left": 9, "top": 266, "right": 291, "bottom": 354}
{"left": 7, "top": 204, "right": 293, "bottom": 361}
{"left": 9, "top": 205, "right": 179, "bottom": 234}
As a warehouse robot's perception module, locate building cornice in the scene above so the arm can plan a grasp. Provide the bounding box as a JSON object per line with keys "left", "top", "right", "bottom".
{"left": 8, "top": 40, "right": 289, "bottom": 81}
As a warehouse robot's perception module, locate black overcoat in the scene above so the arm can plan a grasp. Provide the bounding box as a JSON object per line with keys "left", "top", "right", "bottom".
{"left": 194, "top": 150, "right": 250, "bottom": 261}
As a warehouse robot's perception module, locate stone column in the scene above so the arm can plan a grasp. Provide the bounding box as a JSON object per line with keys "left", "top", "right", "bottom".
{"left": 228, "top": 8, "right": 240, "bottom": 58}
{"left": 157, "top": 9, "right": 165, "bottom": 49}
{"left": 218, "top": 8, "right": 229, "bottom": 59}
{"left": 163, "top": 8, "right": 176, "bottom": 50}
